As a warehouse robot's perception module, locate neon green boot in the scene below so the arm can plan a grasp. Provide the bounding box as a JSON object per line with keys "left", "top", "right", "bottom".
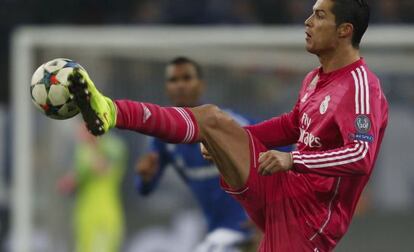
{"left": 68, "top": 68, "right": 116, "bottom": 136}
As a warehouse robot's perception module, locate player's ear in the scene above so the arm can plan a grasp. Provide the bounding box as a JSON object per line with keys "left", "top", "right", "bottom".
{"left": 337, "top": 22, "right": 353, "bottom": 39}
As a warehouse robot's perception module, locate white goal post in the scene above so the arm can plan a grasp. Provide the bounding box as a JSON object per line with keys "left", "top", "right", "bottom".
{"left": 10, "top": 26, "right": 414, "bottom": 252}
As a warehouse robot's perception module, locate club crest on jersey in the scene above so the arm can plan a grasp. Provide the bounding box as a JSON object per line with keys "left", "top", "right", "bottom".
{"left": 319, "top": 95, "right": 330, "bottom": 114}
{"left": 355, "top": 115, "right": 371, "bottom": 133}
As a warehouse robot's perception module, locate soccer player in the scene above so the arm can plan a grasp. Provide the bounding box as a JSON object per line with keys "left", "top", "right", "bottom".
{"left": 135, "top": 57, "right": 255, "bottom": 252}
{"left": 57, "top": 126, "right": 127, "bottom": 252}
{"left": 67, "top": 0, "right": 388, "bottom": 251}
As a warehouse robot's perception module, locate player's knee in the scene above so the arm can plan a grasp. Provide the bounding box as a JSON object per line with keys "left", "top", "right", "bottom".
{"left": 198, "top": 104, "right": 232, "bottom": 130}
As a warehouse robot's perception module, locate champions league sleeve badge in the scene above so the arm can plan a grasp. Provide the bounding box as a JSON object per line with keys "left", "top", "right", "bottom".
{"left": 355, "top": 115, "right": 371, "bottom": 133}
{"left": 351, "top": 115, "right": 374, "bottom": 143}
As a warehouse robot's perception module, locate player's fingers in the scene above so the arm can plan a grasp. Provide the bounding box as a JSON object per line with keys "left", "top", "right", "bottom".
{"left": 259, "top": 158, "right": 279, "bottom": 175}
{"left": 258, "top": 151, "right": 269, "bottom": 163}
{"left": 261, "top": 160, "right": 280, "bottom": 176}
{"left": 200, "top": 143, "right": 210, "bottom": 154}
{"left": 261, "top": 166, "right": 273, "bottom": 176}
{"left": 258, "top": 154, "right": 271, "bottom": 174}
{"left": 201, "top": 150, "right": 212, "bottom": 159}
{"left": 200, "top": 143, "right": 207, "bottom": 152}
{"left": 202, "top": 153, "right": 213, "bottom": 161}
{"left": 258, "top": 156, "right": 273, "bottom": 173}
{"left": 200, "top": 143, "right": 213, "bottom": 159}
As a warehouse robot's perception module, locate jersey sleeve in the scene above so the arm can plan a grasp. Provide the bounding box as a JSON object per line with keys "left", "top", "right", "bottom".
{"left": 135, "top": 138, "right": 171, "bottom": 195}
{"left": 292, "top": 69, "right": 387, "bottom": 177}
{"left": 244, "top": 100, "right": 301, "bottom": 149}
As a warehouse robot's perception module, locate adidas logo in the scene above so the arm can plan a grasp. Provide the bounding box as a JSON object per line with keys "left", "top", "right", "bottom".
{"left": 142, "top": 104, "right": 152, "bottom": 123}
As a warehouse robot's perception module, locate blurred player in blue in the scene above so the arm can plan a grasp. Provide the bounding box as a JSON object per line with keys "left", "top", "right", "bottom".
{"left": 135, "top": 57, "right": 290, "bottom": 252}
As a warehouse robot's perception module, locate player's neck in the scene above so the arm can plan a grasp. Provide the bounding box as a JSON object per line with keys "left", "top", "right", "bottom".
{"left": 318, "top": 45, "right": 360, "bottom": 73}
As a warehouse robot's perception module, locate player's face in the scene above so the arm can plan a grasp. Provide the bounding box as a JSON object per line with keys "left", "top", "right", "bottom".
{"left": 304, "top": 0, "right": 339, "bottom": 55}
{"left": 165, "top": 63, "right": 204, "bottom": 107}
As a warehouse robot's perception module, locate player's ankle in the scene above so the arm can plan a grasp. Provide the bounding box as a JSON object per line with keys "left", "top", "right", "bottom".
{"left": 105, "top": 97, "right": 117, "bottom": 129}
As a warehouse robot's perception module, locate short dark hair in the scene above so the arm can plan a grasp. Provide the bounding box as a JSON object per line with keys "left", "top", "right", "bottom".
{"left": 331, "top": 0, "right": 370, "bottom": 48}
{"left": 168, "top": 56, "right": 203, "bottom": 79}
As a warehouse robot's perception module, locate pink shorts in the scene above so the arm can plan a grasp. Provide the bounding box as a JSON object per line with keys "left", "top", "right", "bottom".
{"left": 220, "top": 130, "right": 332, "bottom": 252}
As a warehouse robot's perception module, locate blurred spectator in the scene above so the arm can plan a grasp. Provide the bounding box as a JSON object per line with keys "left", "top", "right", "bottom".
{"left": 400, "top": 0, "right": 414, "bottom": 22}
{"left": 203, "top": 0, "right": 258, "bottom": 24}
{"left": 227, "top": 0, "right": 259, "bottom": 24}
{"left": 131, "top": 0, "right": 165, "bottom": 24}
{"left": 286, "top": 0, "right": 312, "bottom": 23}
{"left": 253, "top": 0, "right": 289, "bottom": 24}
{"left": 372, "top": 0, "right": 402, "bottom": 23}
{"left": 163, "top": 0, "right": 209, "bottom": 24}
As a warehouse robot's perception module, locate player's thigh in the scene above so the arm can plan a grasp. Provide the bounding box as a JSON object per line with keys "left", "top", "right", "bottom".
{"left": 190, "top": 105, "right": 250, "bottom": 189}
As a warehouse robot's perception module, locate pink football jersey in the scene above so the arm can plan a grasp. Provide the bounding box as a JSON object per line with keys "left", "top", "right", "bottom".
{"left": 244, "top": 58, "right": 388, "bottom": 251}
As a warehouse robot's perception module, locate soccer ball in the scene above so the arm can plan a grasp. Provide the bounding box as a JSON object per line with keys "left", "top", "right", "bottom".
{"left": 30, "top": 58, "right": 82, "bottom": 120}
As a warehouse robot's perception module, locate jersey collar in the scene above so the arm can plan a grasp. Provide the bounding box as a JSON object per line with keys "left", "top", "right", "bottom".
{"left": 317, "top": 58, "right": 365, "bottom": 88}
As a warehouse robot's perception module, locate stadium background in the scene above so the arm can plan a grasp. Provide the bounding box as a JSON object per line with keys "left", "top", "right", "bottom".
{"left": 1, "top": 1, "right": 414, "bottom": 251}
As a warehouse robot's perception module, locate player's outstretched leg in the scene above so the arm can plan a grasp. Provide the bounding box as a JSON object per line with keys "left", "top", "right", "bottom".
{"left": 68, "top": 68, "right": 117, "bottom": 136}
{"left": 69, "top": 69, "right": 251, "bottom": 188}
{"left": 191, "top": 105, "right": 251, "bottom": 189}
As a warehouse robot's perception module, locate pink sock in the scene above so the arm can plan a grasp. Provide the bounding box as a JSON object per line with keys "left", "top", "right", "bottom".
{"left": 114, "top": 100, "right": 199, "bottom": 143}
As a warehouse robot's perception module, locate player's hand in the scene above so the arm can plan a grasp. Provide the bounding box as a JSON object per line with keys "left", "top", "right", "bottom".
{"left": 136, "top": 153, "right": 159, "bottom": 182}
{"left": 258, "top": 150, "right": 293, "bottom": 176}
{"left": 200, "top": 143, "right": 213, "bottom": 161}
